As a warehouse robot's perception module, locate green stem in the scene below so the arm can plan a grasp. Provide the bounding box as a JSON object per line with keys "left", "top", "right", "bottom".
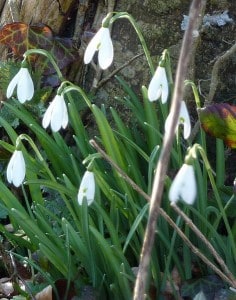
{"left": 23, "top": 49, "right": 64, "bottom": 81}
{"left": 110, "top": 12, "right": 154, "bottom": 75}
{"left": 187, "top": 81, "right": 207, "bottom": 150}
{"left": 57, "top": 81, "right": 72, "bottom": 94}
{"left": 17, "top": 134, "right": 55, "bottom": 181}
{"left": 186, "top": 80, "right": 201, "bottom": 109}
{"left": 62, "top": 85, "right": 92, "bottom": 109}
{"left": 16, "top": 134, "right": 79, "bottom": 226}
{"left": 216, "top": 139, "right": 225, "bottom": 187}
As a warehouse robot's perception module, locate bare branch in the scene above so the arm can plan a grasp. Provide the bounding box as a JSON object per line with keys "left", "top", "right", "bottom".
{"left": 206, "top": 41, "right": 236, "bottom": 104}
{"left": 133, "top": 1, "right": 207, "bottom": 299}
{"left": 89, "top": 139, "right": 236, "bottom": 288}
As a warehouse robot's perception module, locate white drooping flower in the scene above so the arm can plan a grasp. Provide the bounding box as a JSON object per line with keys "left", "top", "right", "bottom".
{"left": 6, "top": 150, "right": 26, "bottom": 187}
{"left": 169, "top": 163, "right": 196, "bottom": 205}
{"left": 148, "top": 66, "right": 169, "bottom": 103}
{"left": 42, "top": 94, "right": 68, "bottom": 132}
{"left": 6, "top": 67, "right": 34, "bottom": 103}
{"left": 165, "top": 101, "right": 191, "bottom": 139}
{"left": 77, "top": 171, "right": 95, "bottom": 206}
{"left": 84, "top": 27, "right": 114, "bottom": 70}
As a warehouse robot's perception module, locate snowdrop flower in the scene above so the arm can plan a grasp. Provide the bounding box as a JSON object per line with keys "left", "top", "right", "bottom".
{"left": 42, "top": 94, "right": 68, "bottom": 132}
{"left": 148, "top": 66, "right": 169, "bottom": 103}
{"left": 169, "top": 163, "right": 196, "bottom": 205}
{"left": 6, "top": 150, "right": 26, "bottom": 187}
{"left": 165, "top": 101, "right": 191, "bottom": 139}
{"left": 84, "top": 26, "right": 113, "bottom": 70}
{"left": 6, "top": 67, "right": 34, "bottom": 103}
{"left": 77, "top": 171, "right": 95, "bottom": 206}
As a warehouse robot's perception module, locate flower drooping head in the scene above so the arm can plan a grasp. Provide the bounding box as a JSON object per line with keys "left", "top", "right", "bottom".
{"left": 148, "top": 66, "right": 169, "bottom": 103}
{"left": 7, "top": 150, "right": 26, "bottom": 187}
{"left": 6, "top": 67, "right": 34, "bottom": 103}
{"left": 165, "top": 101, "right": 191, "bottom": 139}
{"left": 42, "top": 94, "right": 68, "bottom": 132}
{"left": 77, "top": 171, "right": 95, "bottom": 206}
{"left": 169, "top": 163, "right": 196, "bottom": 205}
{"left": 84, "top": 16, "right": 113, "bottom": 70}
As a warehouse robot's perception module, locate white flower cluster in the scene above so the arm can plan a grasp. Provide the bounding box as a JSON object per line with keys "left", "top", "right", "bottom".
{"left": 7, "top": 67, "right": 69, "bottom": 133}
{"left": 6, "top": 67, "right": 95, "bottom": 205}
{"left": 5, "top": 18, "right": 197, "bottom": 207}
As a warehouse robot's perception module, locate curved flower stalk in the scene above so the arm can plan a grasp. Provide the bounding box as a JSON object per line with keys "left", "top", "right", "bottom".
{"left": 169, "top": 163, "right": 196, "bottom": 205}
{"left": 165, "top": 100, "right": 191, "bottom": 139}
{"left": 6, "top": 67, "right": 34, "bottom": 103}
{"left": 42, "top": 94, "right": 68, "bottom": 132}
{"left": 6, "top": 150, "right": 26, "bottom": 187}
{"left": 84, "top": 16, "right": 113, "bottom": 70}
{"left": 147, "top": 66, "right": 169, "bottom": 103}
{"left": 77, "top": 171, "right": 95, "bottom": 206}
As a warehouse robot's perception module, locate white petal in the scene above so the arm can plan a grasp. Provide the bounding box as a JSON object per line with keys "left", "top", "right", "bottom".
{"left": 179, "top": 101, "right": 191, "bottom": 139}
{"left": 181, "top": 165, "right": 196, "bottom": 204}
{"left": 160, "top": 70, "right": 169, "bottom": 104}
{"left": 84, "top": 28, "right": 102, "bottom": 64}
{"left": 6, "top": 71, "right": 21, "bottom": 99}
{"left": 7, "top": 151, "right": 25, "bottom": 187}
{"left": 61, "top": 99, "right": 69, "bottom": 129}
{"left": 77, "top": 171, "right": 95, "bottom": 206}
{"left": 51, "top": 95, "right": 68, "bottom": 132}
{"left": 17, "top": 68, "right": 34, "bottom": 103}
{"left": 12, "top": 151, "right": 26, "bottom": 187}
{"left": 42, "top": 99, "right": 54, "bottom": 129}
{"left": 169, "top": 164, "right": 196, "bottom": 205}
{"left": 169, "top": 166, "right": 186, "bottom": 203}
{"left": 147, "top": 71, "right": 161, "bottom": 102}
{"left": 148, "top": 66, "right": 168, "bottom": 102}
{"left": 6, "top": 152, "right": 15, "bottom": 183}
{"left": 50, "top": 96, "right": 65, "bottom": 132}
{"left": 165, "top": 101, "right": 191, "bottom": 139}
{"left": 164, "top": 112, "right": 173, "bottom": 136}
{"left": 42, "top": 95, "right": 68, "bottom": 132}
{"left": 98, "top": 28, "right": 113, "bottom": 69}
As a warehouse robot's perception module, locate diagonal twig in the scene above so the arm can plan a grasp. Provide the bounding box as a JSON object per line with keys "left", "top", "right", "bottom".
{"left": 94, "top": 52, "right": 144, "bottom": 90}
{"left": 89, "top": 139, "right": 236, "bottom": 288}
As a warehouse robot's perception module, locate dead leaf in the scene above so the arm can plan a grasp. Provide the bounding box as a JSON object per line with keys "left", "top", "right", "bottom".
{"left": 35, "top": 285, "right": 52, "bottom": 300}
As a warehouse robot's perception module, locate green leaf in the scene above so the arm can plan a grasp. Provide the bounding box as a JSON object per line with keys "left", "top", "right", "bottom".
{"left": 123, "top": 203, "right": 148, "bottom": 253}
{"left": 92, "top": 104, "right": 126, "bottom": 170}
{"left": 199, "top": 103, "right": 236, "bottom": 148}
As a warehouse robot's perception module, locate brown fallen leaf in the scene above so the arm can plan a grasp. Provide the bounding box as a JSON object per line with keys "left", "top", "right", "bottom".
{"left": 35, "top": 285, "right": 52, "bottom": 300}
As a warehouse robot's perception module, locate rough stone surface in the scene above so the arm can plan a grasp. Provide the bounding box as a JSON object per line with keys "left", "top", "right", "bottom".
{"left": 83, "top": 0, "right": 235, "bottom": 115}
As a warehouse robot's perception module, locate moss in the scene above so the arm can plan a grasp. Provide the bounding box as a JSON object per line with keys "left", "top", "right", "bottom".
{"left": 137, "top": 18, "right": 182, "bottom": 53}
{"left": 142, "top": 0, "right": 182, "bottom": 14}
{"left": 209, "top": 0, "right": 229, "bottom": 10}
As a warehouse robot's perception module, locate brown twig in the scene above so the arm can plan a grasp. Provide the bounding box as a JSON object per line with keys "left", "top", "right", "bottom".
{"left": 133, "top": 1, "right": 206, "bottom": 299}
{"left": 171, "top": 203, "right": 236, "bottom": 287}
{"left": 206, "top": 41, "right": 236, "bottom": 104}
{"left": 89, "top": 139, "right": 236, "bottom": 288}
{"left": 94, "top": 53, "right": 144, "bottom": 91}
{"left": 160, "top": 207, "right": 235, "bottom": 288}
{"left": 90, "top": 139, "right": 149, "bottom": 201}
{"left": 9, "top": 252, "right": 36, "bottom": 300}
